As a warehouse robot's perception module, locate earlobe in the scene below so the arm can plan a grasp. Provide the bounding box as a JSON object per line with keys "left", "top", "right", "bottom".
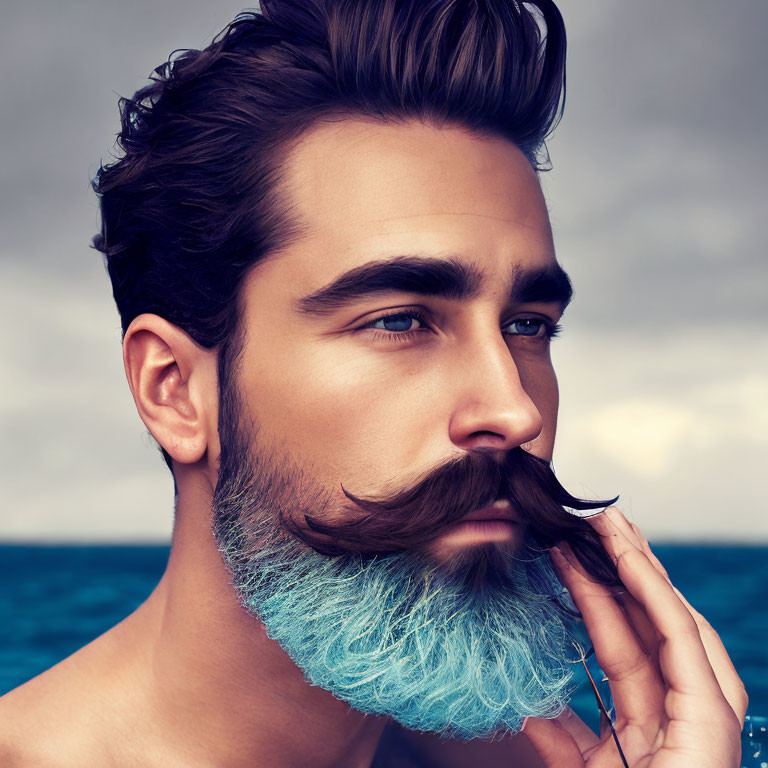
{"left": 122, "top": 314, "right": 217, "bottom": 467}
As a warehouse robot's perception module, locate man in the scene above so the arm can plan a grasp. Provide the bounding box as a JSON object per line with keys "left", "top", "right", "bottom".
{"left": 0, "top": 0, "right": 747, "bottom": 765}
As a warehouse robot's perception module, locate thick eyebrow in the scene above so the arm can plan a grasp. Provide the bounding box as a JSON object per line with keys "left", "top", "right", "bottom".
{"left": 512, "top": 261, "right": 573, "bottom": 309}
{"left": 293, "top": 255, "right": 573, "bottom": 317}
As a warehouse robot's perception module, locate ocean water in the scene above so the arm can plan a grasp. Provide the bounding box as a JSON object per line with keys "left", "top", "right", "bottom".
{"left": 1, "top": 544, "right": 766, "bottom": 743}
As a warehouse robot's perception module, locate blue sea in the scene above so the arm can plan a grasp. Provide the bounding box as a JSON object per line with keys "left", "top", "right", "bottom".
{"left": 1, "top": 544, "right": 766, "bottom": 756}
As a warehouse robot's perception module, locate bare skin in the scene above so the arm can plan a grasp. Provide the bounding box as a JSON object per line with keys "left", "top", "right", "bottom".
{"left": 523, "top": 508, "right": 748, "bottom": 767}
{"left": 0, "top": 119, "right": 746, "bottom": 767}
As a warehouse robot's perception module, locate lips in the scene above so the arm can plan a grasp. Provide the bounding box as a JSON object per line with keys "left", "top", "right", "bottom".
{"left": 462, "top": 500, "right": 521, "bottom": 523}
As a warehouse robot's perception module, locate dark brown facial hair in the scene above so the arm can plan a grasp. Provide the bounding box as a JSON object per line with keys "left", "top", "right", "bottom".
{"left": 278, "top": 446, "right": 621, "bottom": 588}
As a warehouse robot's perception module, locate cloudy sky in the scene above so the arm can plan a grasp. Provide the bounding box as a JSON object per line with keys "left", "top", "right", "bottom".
{"left": 1, "top": 0, "right": 765, "bottom": 542}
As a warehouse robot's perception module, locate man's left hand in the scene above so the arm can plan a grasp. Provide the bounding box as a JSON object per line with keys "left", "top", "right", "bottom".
{"left": 523, "top": 506, "right": 748, "bottom": 767}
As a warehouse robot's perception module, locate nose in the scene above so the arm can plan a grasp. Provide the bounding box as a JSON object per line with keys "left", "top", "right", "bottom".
{"left": 447, "top": 334, "right": 544, "bottom": 454}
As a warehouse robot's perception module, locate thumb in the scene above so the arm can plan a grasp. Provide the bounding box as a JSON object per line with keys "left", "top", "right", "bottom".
{"left": 522, "top": 714, "right": 585, "bottom": 768}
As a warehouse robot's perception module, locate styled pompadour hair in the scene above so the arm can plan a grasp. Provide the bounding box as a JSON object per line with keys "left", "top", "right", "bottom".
{"left": 91, "top": 0, "right": 567, "bottom": 476}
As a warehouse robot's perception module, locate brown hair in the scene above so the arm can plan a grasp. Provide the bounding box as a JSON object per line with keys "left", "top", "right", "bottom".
{"left": 90, "top": 0, "right": 567, "bottom": 479}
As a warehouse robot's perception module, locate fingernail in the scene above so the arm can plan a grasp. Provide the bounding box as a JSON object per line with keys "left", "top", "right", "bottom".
{"left": 521, "top": 716, "right": 530, "bottom": 731}
{"left": 585, "top": 510, "right": 612, "bottom": 531}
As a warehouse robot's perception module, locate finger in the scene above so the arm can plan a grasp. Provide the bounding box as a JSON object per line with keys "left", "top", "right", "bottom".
{"left": 552, "top": 543, "right": 666, "bottom": 729}
{"left": 604, "top": 510, "right": 642, "bottom": 550}
{"left": 601, "top": 514, "right": 665, "bottom": 661}
{"left": 522, "top": 714, "right": 585, "bottom": 767}
{"left": 586, "top": 510, "right": 730, "bottom": 717}
{"left": 617, "top": 591, "right": 662, "bottom": 662}
{"left": 629, "top": 522, "right": 671, "bottom": 583}
{"left": 672, "top": 585, "right": 749, "bottom": 723}
{"left": 629, "top": 520, "right": 749, "bottom": 725}
{"left": 555, "top": 707, "right": 601, "bottom": 753}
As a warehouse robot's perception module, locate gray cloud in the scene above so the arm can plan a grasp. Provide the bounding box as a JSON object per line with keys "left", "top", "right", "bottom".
{"left": 546, "top": 0, "right": 767, "bottom": 328}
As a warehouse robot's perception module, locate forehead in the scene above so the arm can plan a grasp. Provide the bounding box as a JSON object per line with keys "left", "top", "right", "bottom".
{"left": 256, "top": 118, "right": 556, "bottom": 300}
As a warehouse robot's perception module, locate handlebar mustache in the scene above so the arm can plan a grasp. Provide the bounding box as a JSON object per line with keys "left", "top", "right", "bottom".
{"left": 280, "top": 447, "right": 621, "bottom": 587}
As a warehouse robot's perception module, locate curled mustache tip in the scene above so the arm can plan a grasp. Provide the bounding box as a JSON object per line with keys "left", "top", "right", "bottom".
{"left": 565, "top": 504, "right": 617, "bottom": 519}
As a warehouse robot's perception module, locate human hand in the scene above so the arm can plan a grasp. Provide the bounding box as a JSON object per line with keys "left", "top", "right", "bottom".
{"left": 523, "top": 506, "right": 748, "bottom": 767}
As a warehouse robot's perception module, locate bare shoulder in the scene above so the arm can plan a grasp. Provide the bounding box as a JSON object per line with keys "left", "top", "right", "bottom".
{"left": 0, "top": 695, "right": 25, "bottom": 768}
{"left": 0, "top": 673, "right": 72, "bottom": 766}
{"left": 0, "top": 632, "right": 139, "bottom": 768}
{"left": 0, "top": 660, "right": 106, "bottom": 767}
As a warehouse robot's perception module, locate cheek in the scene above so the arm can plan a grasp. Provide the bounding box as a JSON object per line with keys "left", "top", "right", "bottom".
{"left": 240, "top": 336, "right": 560, "bottom": 483}
{"left": 242, "top": 344, "right": 445, "bottom": 482}
{"left": 312, "top": 362, "right": 449, "bottom": 478}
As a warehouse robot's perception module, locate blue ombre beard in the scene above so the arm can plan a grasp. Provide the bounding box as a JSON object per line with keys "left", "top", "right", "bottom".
{"left": 212, "top": 456, "right": 579, "bottom": 742}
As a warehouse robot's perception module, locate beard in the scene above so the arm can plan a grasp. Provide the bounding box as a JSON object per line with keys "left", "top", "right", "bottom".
{"left": 210, "top": 363, "right": 617, "bottom": 742}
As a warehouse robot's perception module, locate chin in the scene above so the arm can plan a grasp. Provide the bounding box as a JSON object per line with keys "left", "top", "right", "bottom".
{"left": 417, "top": 538, "right": 529, "bottom": 596}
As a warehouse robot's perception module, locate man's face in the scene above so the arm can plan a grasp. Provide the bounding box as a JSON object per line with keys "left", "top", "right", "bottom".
{"left": 213, "top": 119, "right": 566, "bottom": 557}
{"left": 208, "top": 119, "right": 582, "bottom": 740}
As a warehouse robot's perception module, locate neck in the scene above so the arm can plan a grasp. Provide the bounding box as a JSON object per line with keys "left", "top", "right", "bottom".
{"left": 114, "top": 481, "right": 388, "bottom": 768}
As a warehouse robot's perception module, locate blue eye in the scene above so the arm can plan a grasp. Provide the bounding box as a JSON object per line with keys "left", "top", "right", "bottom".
{"left": 372, "top": 314, "right": 417, "bottom": 331}
{"left": 506, "top": 318, "right": 548, "bottom": 336}
{"left": 369, "top": 312, "right": 424, "bottom": 332}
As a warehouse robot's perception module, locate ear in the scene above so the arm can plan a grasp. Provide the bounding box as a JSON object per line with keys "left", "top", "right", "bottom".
{"left": 122, "top": 314, "right": 218, "bottom": 467}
